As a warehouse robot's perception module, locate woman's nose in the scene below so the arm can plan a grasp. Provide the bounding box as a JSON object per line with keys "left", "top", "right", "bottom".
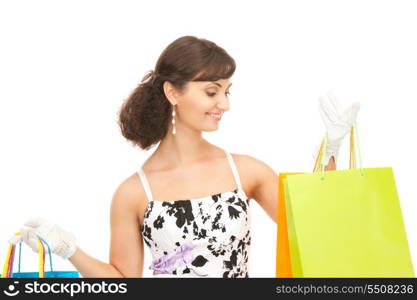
{"left": 217, "top": 95, "right": 230, "bottom": 111}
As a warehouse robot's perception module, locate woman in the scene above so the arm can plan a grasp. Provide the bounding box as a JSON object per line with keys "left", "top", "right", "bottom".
{"left": 9, "top": 36, "right": 358, "bottom": 277}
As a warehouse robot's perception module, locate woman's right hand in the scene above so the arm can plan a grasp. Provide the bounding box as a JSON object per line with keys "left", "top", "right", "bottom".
{"left": 8, "top": 218, "right": 77, "bottom": 260}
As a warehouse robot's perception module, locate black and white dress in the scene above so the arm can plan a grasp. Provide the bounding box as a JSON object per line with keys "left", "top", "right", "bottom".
{"left": 138, "top": 150, "right": 252, "bottom": 278}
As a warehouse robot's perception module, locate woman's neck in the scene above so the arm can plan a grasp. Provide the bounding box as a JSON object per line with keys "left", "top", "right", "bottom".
{"left": 150, "top": 124, "right": 213, "bottom": 169}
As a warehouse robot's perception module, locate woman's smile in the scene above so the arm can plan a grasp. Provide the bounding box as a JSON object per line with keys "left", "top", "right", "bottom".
{"left": 205, "top": 112, "right": 222, "bottom": 121}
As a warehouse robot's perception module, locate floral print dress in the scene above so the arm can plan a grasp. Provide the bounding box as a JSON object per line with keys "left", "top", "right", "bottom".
{"left": 138, "top": 150, "right": 251, "bottom": 278}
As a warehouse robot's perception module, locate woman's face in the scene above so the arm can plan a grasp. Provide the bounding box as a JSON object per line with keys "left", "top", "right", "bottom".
{"left": 174, "top": 78, "right": 232, "bottom": 132}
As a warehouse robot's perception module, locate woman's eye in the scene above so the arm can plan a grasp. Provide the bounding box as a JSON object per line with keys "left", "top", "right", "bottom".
{"left": 207, "top": 91, "right": 231, "bottom": 97}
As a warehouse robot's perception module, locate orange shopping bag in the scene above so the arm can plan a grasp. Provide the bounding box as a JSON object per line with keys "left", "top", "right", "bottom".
{"left": 276, "top": 138, "right": 325, "bottom": 278}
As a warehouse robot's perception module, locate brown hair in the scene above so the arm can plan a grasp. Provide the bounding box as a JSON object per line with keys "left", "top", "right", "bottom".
{"left": 117, "top": 35, "right": 236, "bottom": 150}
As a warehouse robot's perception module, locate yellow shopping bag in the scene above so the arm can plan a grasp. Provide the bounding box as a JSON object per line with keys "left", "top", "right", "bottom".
{"left": 283, "top": 122, "right": 414, "bottom": 277}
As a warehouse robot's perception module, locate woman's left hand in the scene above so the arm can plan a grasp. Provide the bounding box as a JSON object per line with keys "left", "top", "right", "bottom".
{"left": 318, "top": 91, "right": 360, "bottom": 165}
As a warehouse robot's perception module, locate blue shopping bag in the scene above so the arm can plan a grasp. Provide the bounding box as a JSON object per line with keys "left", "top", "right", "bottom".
{"left": 1, "top": 232, "right": 79, "bottom": 278}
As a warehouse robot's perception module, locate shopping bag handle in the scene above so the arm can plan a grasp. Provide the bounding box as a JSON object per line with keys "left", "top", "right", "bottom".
{"left": 313, "top": 121, "right": 365, "bottom": 178}
{"left": 2, "top": 232, "right": 54, "bottom": 278}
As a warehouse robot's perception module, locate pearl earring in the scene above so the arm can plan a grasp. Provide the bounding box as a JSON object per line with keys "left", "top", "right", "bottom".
{"left": 172, "top": 107, "right": 176, "bottom": 135}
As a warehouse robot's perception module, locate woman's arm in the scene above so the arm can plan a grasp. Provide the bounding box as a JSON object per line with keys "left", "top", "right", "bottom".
{"left": 236, "top": 154, "right": 278, "bottom": 223}
{"left": 69, "top": 176, "right": 145, "bottom": 277}
{"left": 69, "top": 247, "right": 124, "bottom": 277}
{"left": 238, "top": 153, "right": 337, "bottom": 225}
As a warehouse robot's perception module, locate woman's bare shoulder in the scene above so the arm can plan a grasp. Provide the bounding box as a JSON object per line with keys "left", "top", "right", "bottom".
{"left": 229, "top": 153, "right": 277, "bottom": 197}
{"left": 110, "top": 172, "right": 148, "bottom": 219}
{"left": 114, "top": 173, "right": 145, "bottom": 199}
{"left": 231, "top": 153, "right": 275, "bottom": 173}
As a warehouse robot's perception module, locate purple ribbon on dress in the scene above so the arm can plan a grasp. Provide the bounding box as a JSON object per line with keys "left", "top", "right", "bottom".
{"left": 149, "top": 241, "right": 197, "bottom": 275}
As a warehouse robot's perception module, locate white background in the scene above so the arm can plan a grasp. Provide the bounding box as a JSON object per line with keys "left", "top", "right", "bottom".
{"left": 0, "top": 0, "right": 416, "bottom": 277}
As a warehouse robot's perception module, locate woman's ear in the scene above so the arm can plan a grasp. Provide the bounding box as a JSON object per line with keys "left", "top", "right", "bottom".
{"left": 163, "top": 81, "right": 179, "bottom": 106}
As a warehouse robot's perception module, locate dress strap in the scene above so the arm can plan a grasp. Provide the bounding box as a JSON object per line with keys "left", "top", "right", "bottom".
{"left": 137, "top": 167, "right": 154, "bottom": 202}
{"left": 225, "top": 151, "right": 243, "bottom": 191}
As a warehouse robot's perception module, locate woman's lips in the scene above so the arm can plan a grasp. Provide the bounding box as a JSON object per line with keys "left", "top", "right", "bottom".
{"left": 206, "top": 112, "right": 222, "bottom": 121}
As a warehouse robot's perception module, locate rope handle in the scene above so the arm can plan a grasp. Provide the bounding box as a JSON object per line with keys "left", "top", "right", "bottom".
{"left": 2, "top": 232, "right": 54, "bottom": 278}
{"left": 313, "top": 121, "right": 364, "bottom": 177}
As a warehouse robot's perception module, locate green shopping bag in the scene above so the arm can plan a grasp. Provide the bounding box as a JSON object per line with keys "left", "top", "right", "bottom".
{"left": 1, "top": 232, "right": 79, "bottom": 278}
{"left": 285, "top": 122, "right": 414, "bottom": 277}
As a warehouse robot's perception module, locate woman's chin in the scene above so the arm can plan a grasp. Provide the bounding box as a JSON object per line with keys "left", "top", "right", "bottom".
{"left": 202, "top": 124, "right": 220, "bottom": 132}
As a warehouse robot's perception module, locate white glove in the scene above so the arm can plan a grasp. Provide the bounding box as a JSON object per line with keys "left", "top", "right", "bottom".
{"left": 317, "top": 91, "right": 360, "bottom": 165}
{"left": 8, "top": 218, "right": 77, "bottom": 260}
